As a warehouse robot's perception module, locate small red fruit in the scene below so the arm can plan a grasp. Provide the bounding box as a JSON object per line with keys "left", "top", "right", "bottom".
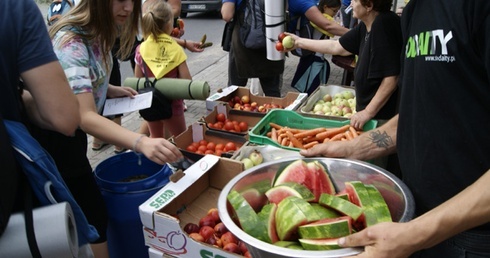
{"left": 199, "top": 215, "right": 216, "bottom": 228}
{"left": 183, "top": 222, "right": 200, "bottom": 234}
{"left": 221, "top": 231, "right": 238, "bottom": 246}
{"left": 214, "top": 222, "right": 228, "bottom": 238}
{"left": 222, "top": 242, "right": 241, "bottom": 254}
{"left": 189, "top": 232, "right": 204, "bottom": 242}
{"left": 207, "top": 208, "right": 220, "bottom": 223}
{"left": 199, "top": 225, "right": 215, "bottom": 241}
{"left": 275, "top": 42, "right": 284, "bottom": 51}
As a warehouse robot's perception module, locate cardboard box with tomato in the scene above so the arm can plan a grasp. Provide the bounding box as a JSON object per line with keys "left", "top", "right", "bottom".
{"left": 201, "top": 103, "right": 263, "bottom": 137}
{"left": 171, "top": 122, "right": 247, "bottom": 161}
{"left": 205, "top": 86, "right": 307, "bottom": 115}
{"left": 139, "top": 155, "right": 246, "bottom": 257}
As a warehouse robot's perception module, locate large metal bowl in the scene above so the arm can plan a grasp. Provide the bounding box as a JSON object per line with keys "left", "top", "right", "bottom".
{"left": 217, "top": 157, "right": 415, "bottom": 258}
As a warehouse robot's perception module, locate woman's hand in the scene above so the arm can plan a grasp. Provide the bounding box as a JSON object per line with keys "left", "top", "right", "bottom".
{"left": 135, "top": 136, "right": 183, "bottom": 165}
{"left": 107, "top": 85, "right": 137, "bottom": 99}
{"left": 185, "top": 40, "right": 205, "bottom": 53}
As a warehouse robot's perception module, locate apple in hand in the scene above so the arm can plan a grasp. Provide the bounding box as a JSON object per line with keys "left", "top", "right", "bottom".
{"left": 282, "top": 36, "right": 295, "bottom": 49}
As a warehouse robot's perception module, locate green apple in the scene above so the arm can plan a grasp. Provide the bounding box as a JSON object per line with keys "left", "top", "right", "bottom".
{"left": 241, "top": 158, "right": 254, "bottom": 170}
{"left": 342, "top": 90, "right": 355, "bottom": 99}
{"left": 313, "top": 103, "right": 323, "bottom": 112}
{"left": 282, "top": 36, "right": 295, "bottom": 49}
{"left": 322, "top": 94, "right": 333, "bottom": 102}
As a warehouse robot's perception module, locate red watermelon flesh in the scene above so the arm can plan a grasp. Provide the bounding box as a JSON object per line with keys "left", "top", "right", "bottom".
{"left": 306, "top": 161, "right": 336, "bottom": 201}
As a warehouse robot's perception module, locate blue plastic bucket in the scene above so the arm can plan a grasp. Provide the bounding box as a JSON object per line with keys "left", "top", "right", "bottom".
{"left": 94, "top": 152, "right": 172, "bottom": 258}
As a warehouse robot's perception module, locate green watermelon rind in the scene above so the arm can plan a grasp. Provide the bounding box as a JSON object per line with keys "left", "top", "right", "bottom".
{"left": 273, "top": 241, "right": 304, "bottom": 250}
{"left": 257, "top": 203, "right": 279, "bottom": 244}
{"left": 319, "top": 193, "right": 364, "bottom": 220}
{"left": 298, "top": 216, "right": 352, "bottom": 239}
{"left": 346, "top": 181, "right": 377, "bottom": 227}
{"left": 275, "top": 196, "right": 311, "bottom": 241}
{"left": 365, "top": 184, "right": 392, "bottom": 223}
{"left": 227, "top": 190, "right": 268, "bottom": 242}
{"left": 265, "top": 182, "right": 315, "bottom": 204}
{"left": 310, "top": 203, "right": 341, "bottom": 220}
{"left": 298, "top": 238, "right": 342, "bottom": 250}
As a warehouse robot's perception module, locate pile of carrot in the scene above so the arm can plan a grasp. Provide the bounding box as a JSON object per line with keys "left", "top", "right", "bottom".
{"left": 265, "top": 122, "right": 362, "bottom": 150}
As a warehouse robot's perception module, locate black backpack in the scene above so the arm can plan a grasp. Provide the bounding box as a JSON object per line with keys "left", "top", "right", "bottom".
{"left": 0, "top": 112, "right": 19, "bottom": 237}
{"left": 239, "top": 0, "right": 267, "bottom": 49}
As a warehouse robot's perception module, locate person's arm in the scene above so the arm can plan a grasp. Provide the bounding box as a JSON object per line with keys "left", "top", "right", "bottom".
{"left": 350, "top": 75, "right": 398, "bottom": 129}
{"left": 76, "top": 92, "right": 182, "bottom": 164}
{"left": 177, "top": 61, "right": 192, "bottom": 80}
{"left": 221, "top": 1, "right": 236, "bottom": 22}
{"left": 285, "top": 32, "right": 352, "bottom": 56}
{"left": 305, "top": 6, "right": 349, "bottom": 37}
{"left": 21, "top": 61, "right": 80, "bottom": 136}
{"left": 107, "top": 84, "right": 138, "bottom": 99}
{"left": 300, "top": 114, "right": 398, "bottom": 160}
{"left": 338, "top": 169, "right": 490, "bottom": 258}
{"left": 173, "top": 38, "right": 204, "bottom": 52}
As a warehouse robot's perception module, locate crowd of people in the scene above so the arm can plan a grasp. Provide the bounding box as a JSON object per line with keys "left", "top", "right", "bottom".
{"left": 1, "top": 0, "right": 489, "bottom": 257}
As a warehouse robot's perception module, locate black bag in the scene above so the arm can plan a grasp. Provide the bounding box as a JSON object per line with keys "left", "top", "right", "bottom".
{"left": 239, "top": 0, "right": 267, "bottom": 49}
{"left": 221, "top": 20, "right": 235, "bottom": 52}
{"left": 137, "top": 60, "right": 173, "bottom": 121}
{"left": 0, "top": 112, "right": 19, "bottom": 237}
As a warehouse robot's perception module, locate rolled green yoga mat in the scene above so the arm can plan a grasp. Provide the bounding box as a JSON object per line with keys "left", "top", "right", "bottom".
{"left": 123, "top": 77, "right": 210, "bottom": 100}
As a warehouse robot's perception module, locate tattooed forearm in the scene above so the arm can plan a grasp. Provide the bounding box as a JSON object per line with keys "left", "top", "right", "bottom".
{"left": 368, "top": 130, "right": 394, "bottom": 149}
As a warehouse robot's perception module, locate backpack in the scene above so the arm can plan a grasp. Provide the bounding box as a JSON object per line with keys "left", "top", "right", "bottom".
{"left": 0, "top": 112, "right": 19, "bottom": 237}
{"left": 47, "top": 0, "right": 74, "bottom": 26}
{"left": 288, "top": 15, "right": 327, "bottom": 57}
{"left": 239, "top": 0, "right": 267, "bottom": 49}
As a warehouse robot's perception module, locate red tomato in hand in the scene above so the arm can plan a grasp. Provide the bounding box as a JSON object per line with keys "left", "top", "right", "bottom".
{"left": 278, "top": 32, "right": 287, "bottom": 42}
{"left": 275, "top": 42, "right": 284, "bottom": 51}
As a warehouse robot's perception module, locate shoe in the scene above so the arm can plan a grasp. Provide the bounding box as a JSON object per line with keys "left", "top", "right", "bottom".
{"left": 92, "top": 141, "right": 108, "bottom": 151}
{"left": 114, "top": 146, "right": 127, "bottom": 154}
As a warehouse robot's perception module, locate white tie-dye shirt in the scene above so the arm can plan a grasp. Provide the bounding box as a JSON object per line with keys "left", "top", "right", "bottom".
{"left": 52, "top": 30, "right": 112, "bottom": 114}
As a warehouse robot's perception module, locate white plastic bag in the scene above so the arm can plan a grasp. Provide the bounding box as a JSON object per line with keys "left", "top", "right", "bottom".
{"left": 250, "top": 78, "right": 264, "bottom": 96}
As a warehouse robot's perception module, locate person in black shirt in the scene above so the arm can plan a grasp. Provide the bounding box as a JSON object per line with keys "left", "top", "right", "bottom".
{"left": 301, "top": 0, "right": 490, "bottom": 257}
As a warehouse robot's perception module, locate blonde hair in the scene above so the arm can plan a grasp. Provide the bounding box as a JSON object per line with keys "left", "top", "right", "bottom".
{"left": 141, "top": 1, "right": 174, "bottom": 40}
{"left": 49, "top": 0, "right": 142, "bottom": 67}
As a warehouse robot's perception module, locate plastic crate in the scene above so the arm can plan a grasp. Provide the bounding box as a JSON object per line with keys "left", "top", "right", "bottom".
{"left": 249, "top": 109, "right": 378, "bottom": 151}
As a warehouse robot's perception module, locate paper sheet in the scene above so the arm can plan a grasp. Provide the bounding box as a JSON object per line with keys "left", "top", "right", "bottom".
{"left": 102, "top": 91, "right": 152, "bottom": 116}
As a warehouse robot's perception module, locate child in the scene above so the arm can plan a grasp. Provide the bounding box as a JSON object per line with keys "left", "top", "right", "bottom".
{"left": 134, "top": 0, "right": 191, "bottom": 138}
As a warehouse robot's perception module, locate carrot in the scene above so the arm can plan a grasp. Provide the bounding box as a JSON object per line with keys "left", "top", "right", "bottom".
{"left": 286, "top": 131, "right": 304, "bottom": 149}
{"left": 281, "top": 137, "right": 288, "bottom": 146}
{"left": 315, "top": 125, "right": 350, "bottom": 140}
{"left": 349, "top": 126, "right": 358, "bottom": 138}
{"left": 344, "top": 131, "right": 354, "bottom": 140}
{"left": 330, "top": 133, "right": 345, "bottom": 141}
{"left": 269, "top": 122, "right": 283, "bottom": 130}
{"left": 293, "top": 128, "right": 326, "bottom": 139}
{"left": 271, "top": 128, "right": 278, "bottom": 142}
{"left": 277, "top": 135, "right": 283, "bottom": 145}
{"left": 304, "top": 136, "right": 321, "bottom": 143}
{"left": 303, "top": 141, "right": 319, "bottom": 149}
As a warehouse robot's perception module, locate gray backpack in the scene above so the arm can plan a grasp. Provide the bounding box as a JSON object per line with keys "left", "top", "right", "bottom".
{"left": 239, "top": 0, "right": 266, "bottom": 49}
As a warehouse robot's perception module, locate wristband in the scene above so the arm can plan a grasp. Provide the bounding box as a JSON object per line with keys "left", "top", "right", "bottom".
{"left": 133, "top": 135, "right": 145, "bottom": 153}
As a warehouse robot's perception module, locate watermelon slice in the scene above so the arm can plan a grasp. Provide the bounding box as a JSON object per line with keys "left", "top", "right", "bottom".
{"left": 275, "top": 196, "right": 315, "bottom": 241}
{"left": 274, "top": 159, "right": 336, "bottom": 202}
{"left": 265, "top": 182, "right": 315, "bottom": 204}
{"left": 227, "top": 190, "right": 268, "bottom": 242}
{"left": 298, "top": 216, "right": 352, "bottom": 239}
{"left": 345, "top": 181, "right": 376, "bottom": 228}
{"left": 273, "top": 241, "right": 304, "bottom": 250}
{"left": 257, "top": 203, "right": 279, "bottom": 243}
{"left": 310, "top": 203, "right": 341, "bottom": 220}
{"left": 318, "top": 193, "right": 364, "bottom": 221}
{"left": 365, "top": 184, "right": 392, "bottom": 223}
{"left": 298, "top": 238, "right": 342, "bottom": 250}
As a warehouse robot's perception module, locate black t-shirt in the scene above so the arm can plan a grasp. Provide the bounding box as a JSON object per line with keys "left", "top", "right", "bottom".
{"left": 0, "top": 0, "right": 58, "bottom": 121}
{"left": 398, "top": 0, "right": 490, "bottom": 230}
{"left": 339, "top": 12, "right": 402, "bottom": 119}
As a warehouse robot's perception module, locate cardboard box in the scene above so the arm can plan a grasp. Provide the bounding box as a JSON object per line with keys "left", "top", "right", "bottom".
{"left": 139, "top": 155, "right": 245, "bottom": 258}
{"left": 298, "top": 85, "right": 355, "bottom": 120}
{"left": 201, "top": 103, "right": 263, "bottom": 137}
{"left": 206, "top": 86, "right": 307, "bottom": 115}
{"left": 171, "top": 122, "right": 248, "bottom": 162}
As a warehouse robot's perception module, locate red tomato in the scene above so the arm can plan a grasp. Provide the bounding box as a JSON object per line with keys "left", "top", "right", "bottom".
{"left": 191, "top": 142, "right": 200, "bottom": 148}
{"left": 186, "top": 145, "right": 197, "bottom": 152}
{"left": 199, "top": 140, "right": 208, "bottom": 146}
{"left": 215, "top": 143, "right": 225, "bottom": 151}
{"left": 206, "top": 142, "right": 216, "bottom": 151}
{"left": 224, "top": 121, "right": 235, "bottom": 131}
{"left": 275, "top": 42, "right": 284, "bottom": 51}
{"left": 216, "top": 113, "right": 226, "bottom": 122}
{"left": 204, "top": 150, "right": 214, "bottom": 155}
{"left": 234, "top": 124, "right": 241, "bottom": 132}
{"left": 213, "top": 122, "right": 223, "bottom": 129}
{"left": 197, "top": 145, "right": 208, "bottom": 153}
{"left": 278, "top": 32, "right": 287, "bottom": 42}
{"left": 225, "top": 142, "right": 237, "bottom": 151}
{"left": 238, "top": 121, "right": 248, "bottom": 132}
